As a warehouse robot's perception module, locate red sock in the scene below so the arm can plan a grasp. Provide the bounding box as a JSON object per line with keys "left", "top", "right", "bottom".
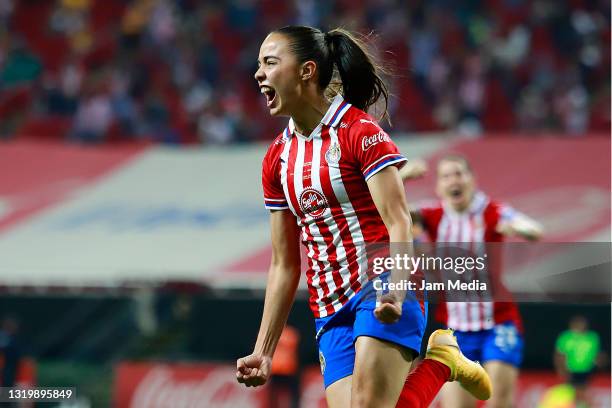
{"left": 396, "top": 359, "right": 450, "bottom": 408}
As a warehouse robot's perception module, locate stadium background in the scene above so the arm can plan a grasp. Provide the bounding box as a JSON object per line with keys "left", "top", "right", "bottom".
{"left": 0, "top": 0, "right": 610, "bottom": 407}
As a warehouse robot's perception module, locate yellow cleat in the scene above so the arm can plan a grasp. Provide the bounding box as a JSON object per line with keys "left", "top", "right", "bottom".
{"left": 425, "top": 329, "right": 493, "bottom": 400}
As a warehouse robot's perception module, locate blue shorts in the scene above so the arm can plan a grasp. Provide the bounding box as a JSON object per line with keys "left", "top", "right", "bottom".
{"left": 314, "top": 278, "right": 427, "bottom": 388}
{"left": 454, "top": 322, "right": 523, "bottom": 367}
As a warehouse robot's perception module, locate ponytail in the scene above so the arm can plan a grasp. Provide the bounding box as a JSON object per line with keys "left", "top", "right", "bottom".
{"left": 325, "top": 29, "right": 389, "bottom": 121}
{"left": 273, "top": 26, "right": 390, "bottom": 121}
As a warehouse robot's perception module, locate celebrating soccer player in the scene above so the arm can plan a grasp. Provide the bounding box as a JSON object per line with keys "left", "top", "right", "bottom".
{"left": 236, "top": 26, "right": 492, "bottom": 407}
{"left": 405, "top": 155, "right": 543, "bottom": 407}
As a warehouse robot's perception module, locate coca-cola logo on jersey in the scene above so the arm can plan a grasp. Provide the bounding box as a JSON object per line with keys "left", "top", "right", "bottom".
{"left": 361, "top": 131, "right": 390, "bottom": 151}
{"left": 299, "top": 188, "right": 328, "bottom": 218}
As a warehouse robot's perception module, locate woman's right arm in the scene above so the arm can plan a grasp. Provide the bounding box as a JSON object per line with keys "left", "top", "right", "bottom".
{"left": 236, "top": 210, "right": 301, "bottom": 387}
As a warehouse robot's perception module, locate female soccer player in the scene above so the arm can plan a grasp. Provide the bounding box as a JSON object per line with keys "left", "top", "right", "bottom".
{"left": 236, "top": 26, "right": 491, "bottom": 407}
{"left": 405, "top": 155, "right": 543, "bottom": 408}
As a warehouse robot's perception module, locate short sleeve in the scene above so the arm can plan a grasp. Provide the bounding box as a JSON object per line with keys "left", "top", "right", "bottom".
{"left": 347, "top": 118, "right": 407, "bottom": 181}
{"left": 262, "top": 145, "right": 289, "bottom": 211}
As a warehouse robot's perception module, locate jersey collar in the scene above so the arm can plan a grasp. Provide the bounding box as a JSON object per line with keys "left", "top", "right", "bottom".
{"left": 287, "top": 94, "right": 352, "bottom": 140}
{"left": 321, "top": 94, "right": 352, "bottom": 127}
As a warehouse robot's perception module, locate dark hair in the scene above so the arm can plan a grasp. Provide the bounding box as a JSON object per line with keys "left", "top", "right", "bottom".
{"left": 437, "top": 155, "right": 473, "bottom": 174}
{"left": 273, "top": 25, "right": 389, "bottom": 121}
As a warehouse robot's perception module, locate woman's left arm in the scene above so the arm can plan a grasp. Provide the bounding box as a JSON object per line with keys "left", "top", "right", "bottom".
{"left": 367, "top": 165, "right": 415, "bottom": 323}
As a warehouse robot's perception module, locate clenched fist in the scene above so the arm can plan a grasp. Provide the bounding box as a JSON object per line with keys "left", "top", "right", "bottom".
{"left": 374, "top": 293, "right": 403, "bottom": 324}
{"left": 236, "top": 353, "right": 272, "bottom": 387}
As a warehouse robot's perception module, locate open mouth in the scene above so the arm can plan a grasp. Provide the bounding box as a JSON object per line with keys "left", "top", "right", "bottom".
{"left": 260, "top": 85, "right": 277, "bottom": 108}
{"left": 449, "top": 187, "right": 463, "bottom": 198}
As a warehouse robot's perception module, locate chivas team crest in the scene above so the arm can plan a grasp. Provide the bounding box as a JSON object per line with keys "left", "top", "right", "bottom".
{"left": 325, "top": 141, "right": 341, "bottom": 165}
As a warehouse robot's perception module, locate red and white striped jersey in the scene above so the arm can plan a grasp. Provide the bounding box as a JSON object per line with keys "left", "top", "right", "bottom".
{"left": 418, "top": 191, "right": 523, "bottom": 332}
{"left": 262, "top": 95, "right": 407, "bottom": 318}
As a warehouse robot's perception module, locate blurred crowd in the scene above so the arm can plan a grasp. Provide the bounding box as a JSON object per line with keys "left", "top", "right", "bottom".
{"left": 0, "top": 0, "right": 609, "bottom": 145}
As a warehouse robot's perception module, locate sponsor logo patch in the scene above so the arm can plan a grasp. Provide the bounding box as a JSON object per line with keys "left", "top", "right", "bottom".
{"left": 359, "top": 119, "right": 377, "bottom": 126}
{"left": 299, "top": 188, "right": 328, "bottom": 218}
{"left": 361, "top": 131, "right": 391, "bottom": 151}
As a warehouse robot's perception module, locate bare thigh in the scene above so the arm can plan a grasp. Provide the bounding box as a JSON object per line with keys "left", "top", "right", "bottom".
{"left": 484, "top": 361, "right": 518, "bottom": 408}
{"left": 326, "top": 375, "right": 353, "bottom": 408}
{"left": 350, "top": 336, "right": 415, "bottom": 408}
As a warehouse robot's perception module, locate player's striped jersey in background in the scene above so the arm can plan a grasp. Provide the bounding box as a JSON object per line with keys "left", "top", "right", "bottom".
{"left": 262, "top": 95, "right": 407, "bottom": 318}
{"left": 418, "top": 191, "right": 523, "bottom": 332}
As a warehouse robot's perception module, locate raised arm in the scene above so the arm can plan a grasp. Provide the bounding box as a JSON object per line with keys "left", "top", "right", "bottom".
{"left": 398, "top": 158, "right": 428, "bottom": 181}
{"left": 236, "top": 210, "right": 301, "bottom": 387}
{"left": 496, "top": 212, "right": 544, "bottom": 241}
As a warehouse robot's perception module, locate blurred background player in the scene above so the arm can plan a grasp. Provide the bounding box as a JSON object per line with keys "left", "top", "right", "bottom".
{"left": 236, "top": 26, "right": 491, "bottom": 408}
{"left": 269, "top": 325, "right": 300, "bottom": 408}
{"left": 402, "top": 155, "right": 543, "bottom": 407}
{"left": 555, "top": 315, "right": 604, "bottom": 408}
